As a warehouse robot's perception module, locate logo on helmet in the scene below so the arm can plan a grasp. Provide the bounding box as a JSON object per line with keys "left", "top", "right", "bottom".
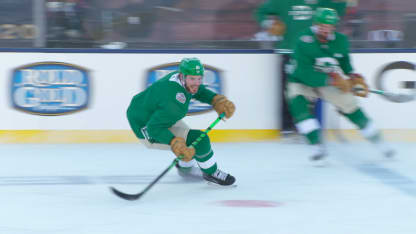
{"left": 195, "top": 65, "right": 202, "bottom": 74}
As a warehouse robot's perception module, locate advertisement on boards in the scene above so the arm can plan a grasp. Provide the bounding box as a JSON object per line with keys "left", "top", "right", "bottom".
{"left": 10, "top": 62, "right": 91, "bottom": 116}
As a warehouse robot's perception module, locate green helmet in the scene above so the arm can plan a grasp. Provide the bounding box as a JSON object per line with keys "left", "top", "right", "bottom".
{"left": 179, "top": 57, "right": 204, "bottom": 76}
{"left": 314, "top": 8, "right": 339, "bottom": 25}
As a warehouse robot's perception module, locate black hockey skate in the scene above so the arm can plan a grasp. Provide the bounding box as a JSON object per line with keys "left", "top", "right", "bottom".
{"left": 375, "top": 141, "right": 396, "bottom": 158}
{"left": 383, "top": 149, "right": 396, "bottom": 158}
{"left": 310, "top": 153, "right": 326, "bottom": 161}
{"left": 310, "top": 152, "right": 328, "bottom": 167}
{"left": 203, "top": 169, "right": 236, "bottom": 186}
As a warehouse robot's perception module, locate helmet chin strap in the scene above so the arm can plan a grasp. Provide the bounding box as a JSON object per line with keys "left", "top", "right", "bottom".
{"left": 179, "top": 73, "right": 186, "bottom": 86}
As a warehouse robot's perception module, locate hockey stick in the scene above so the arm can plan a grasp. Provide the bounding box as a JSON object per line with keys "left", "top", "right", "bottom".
{"left": 110, "top": 112, "right": 226, "bottom": 201}
{"left": 353, "top": 87, "right": 413, "bottom": 102}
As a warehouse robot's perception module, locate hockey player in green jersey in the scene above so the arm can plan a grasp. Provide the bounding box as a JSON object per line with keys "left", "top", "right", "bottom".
{"left": 287, "top": 8, "right": 395, "bottom": 164}
{"left": 127, "top": 57, "right": 236, "bottom": 185}
{"left": 254, "top": 0, "right": 348, "bottom": 133}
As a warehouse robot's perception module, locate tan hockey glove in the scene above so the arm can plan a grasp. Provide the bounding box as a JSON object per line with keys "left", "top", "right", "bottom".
{"left": 211, "top": 95, "right": 235, "bottom": 119}
{"left": 348, "top": 73, "right": 369, "bottom": 97}
{"left": 329, "top": 72, "right": 351, "bottom": 93}
{"left": 267, "top": 19, "right": 286, "bottom": 36}
{"left": 170, "top": 137, "right": 195, "bottom": 162}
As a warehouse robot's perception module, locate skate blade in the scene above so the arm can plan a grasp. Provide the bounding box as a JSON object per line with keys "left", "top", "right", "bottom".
{"left": 206, "top": 182, "right": 238, "bottom": 188}
{"left": 383, "top": 150, "right": 396, "bottom": 158}
{"left": 311, "top": 159, "right": 330, "bottom": 167}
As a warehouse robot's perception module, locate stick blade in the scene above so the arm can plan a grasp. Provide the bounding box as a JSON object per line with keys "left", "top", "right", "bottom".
{"left": 110, "top": 186, "right": 143, "bottom": 201}
{"left": 383, "top": 92, "right": 414, "bottom": 103}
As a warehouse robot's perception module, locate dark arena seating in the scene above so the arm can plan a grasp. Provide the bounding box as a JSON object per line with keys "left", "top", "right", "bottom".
{"left": 1, "top": 0, "right": 416, "bottom": 49}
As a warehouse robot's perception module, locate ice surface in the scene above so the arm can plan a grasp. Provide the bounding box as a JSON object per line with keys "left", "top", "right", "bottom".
{"left": 0, "top": 142, "right": 415, "bottom": 234}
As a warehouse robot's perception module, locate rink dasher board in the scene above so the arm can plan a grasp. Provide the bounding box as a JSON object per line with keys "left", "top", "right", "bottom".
{"left": 0, "top": 49, "right": 415, "bottom": 143}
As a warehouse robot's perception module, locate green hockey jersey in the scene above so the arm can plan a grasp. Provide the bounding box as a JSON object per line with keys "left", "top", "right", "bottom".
{"left": 289, "top": 27, "right": 353, "bottom": 87}
{"left": 254, "top": 0, "right": 346, "bottom": 49}
{"left": 127, "top": 71, "right": 216, "bottom": 145}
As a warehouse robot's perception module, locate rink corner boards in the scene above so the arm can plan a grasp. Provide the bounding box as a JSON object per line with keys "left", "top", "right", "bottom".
{"left": 1, "top": 129, "right": 415, "bottom": 143}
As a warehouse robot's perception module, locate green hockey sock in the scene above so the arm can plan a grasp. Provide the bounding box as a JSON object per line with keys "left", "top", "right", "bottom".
{"left": 343, "top": 108, "right": 382, "bottom": 142}
{"left": 360, "top": 120, "right": 382, "bottom": 143}
{"left": 294, "top": 118, "right": 322, "bottom": 145}
{"left": 186, "top": 129, "right": 217, "bottom": 175}
{"left": 306, "top": 129, "right": 321, "bottom": 145}
{"left": 288, "top": 95, "right": 322, "bottom": 145}
{"left": 342, "top": 108, "right": 369, "bottom": 129}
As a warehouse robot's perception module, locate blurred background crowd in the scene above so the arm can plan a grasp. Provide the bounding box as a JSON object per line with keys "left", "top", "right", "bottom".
{"left": 1, "top": 0, "right": 415, "bottom": 49}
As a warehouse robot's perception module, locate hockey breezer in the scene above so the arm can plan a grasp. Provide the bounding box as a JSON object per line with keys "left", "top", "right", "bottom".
{"left": 110, "top": 113, "right": 226, "bottom": 201}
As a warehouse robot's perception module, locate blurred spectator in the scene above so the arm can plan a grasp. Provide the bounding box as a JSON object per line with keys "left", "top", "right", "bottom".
{"left": 0, "top": 0, "right": 33, "bottom": 24}
{"left": 46, "top": 0, "right": 92, "bottom": 47}
{"left": 80, "top": 0, "right": 163, "bottom": 48}
{"left": 338, "top": 3, "right": 366, "bottom": 42}
{"left": 149, "top": 0, "right": 250, "bottom": 42}
{"left": 4, "top": 0, "right": 414, "bottom": 49}
{"left": 403, "top": 13, "right": 416, "bottom": 48}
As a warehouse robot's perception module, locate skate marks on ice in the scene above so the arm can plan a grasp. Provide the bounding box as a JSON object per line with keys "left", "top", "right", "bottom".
{"left": 332, "top": 143, "right": 416, "bottom": 198}
{"left": 0, "top": 175, "right": 237, "bottom": 187}
{"left": 0, "top": 175, "right": 201, "bottom": 186}
{"left": 353, "top": 163, "right": 416, "bottom": 197}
